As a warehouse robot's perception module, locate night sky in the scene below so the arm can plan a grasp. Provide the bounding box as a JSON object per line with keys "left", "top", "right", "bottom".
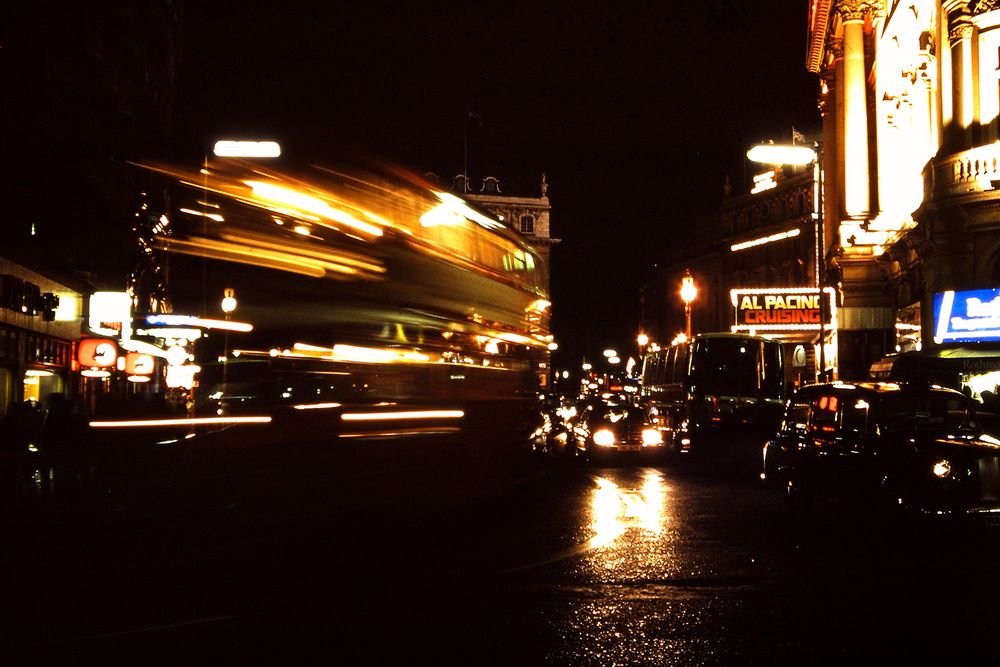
{"left": 10, "top": 1, "right": 820, "bottom": 368}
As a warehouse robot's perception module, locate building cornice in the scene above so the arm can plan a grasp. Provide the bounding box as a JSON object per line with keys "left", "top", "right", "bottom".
{"left": 465, "top": 193, "right": 551, "bottom": 210}
{"left": 807, "top": 0, "right": 833, "bottom": 73}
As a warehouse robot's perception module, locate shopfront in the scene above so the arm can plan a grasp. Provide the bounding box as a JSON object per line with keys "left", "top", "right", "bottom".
{"left": 0, "top": 259, "right": 84, "bottom": 418}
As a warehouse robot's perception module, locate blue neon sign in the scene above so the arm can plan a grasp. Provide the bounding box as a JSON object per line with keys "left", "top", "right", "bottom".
{"left": 933, "top": 288, "right": 1000, "bottom": 343}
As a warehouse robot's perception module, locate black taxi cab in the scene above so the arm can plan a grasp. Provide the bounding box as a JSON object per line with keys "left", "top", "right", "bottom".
{"left": 761, "top": 381, "right": 1000, "bottom": 520}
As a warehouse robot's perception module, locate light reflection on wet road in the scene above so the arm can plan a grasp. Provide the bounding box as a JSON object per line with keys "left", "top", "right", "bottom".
{"left": 4, "top": 457, "right": 1000, "bottom": 665}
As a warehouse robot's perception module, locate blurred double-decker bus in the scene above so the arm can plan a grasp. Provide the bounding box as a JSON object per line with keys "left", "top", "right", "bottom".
{"left": 107, "top": 153, "right": 552, "bottom": 496}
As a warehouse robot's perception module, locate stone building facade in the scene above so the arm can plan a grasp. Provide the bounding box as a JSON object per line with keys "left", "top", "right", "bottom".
{"left": 653, "top": 1, "right": 1000, "bottom": 385}
{"left": 808, "top": 0, "right": 1000, "bottom": 381}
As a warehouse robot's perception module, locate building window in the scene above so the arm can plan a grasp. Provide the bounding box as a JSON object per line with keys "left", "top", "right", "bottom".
{"left": 482, "top": 176, "right": 501, "bottom": 194}
{"left": 519, "top": 215, "right": 534, "bottom": 234}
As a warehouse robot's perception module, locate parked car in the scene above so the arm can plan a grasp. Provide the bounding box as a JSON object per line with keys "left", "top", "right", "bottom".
{"left": 762, "top": 381, "right": 1000, "bottom": 522}
{"left": 571, "top": 395, "right": 668, "bottom": 464}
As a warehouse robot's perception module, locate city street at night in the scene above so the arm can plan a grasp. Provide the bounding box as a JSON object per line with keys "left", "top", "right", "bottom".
{"left": 4, "top": 450, "right": 1000, "bottom": 665}
{"left": 10, "top": 2, "right": 1000, "bottom": 665}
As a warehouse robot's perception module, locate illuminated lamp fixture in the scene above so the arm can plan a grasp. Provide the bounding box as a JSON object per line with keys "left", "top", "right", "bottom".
{"left": 221, "top": 288, "right": 237, "bottom": 315}
{"left": 680, "top": 269, "right": 697, "bottom": 340}
{"left": 220, "top": 288, "right": 238, "bottom": 397}
{"left": 212, "top": 140, "right": 281, "bottom": 158}
{"left": 746, "top": 144, "right": 817, "bottom": 165}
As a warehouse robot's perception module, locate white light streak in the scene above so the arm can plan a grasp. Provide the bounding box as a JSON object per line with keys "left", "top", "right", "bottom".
{"left": 340, "top": 410, "right": 464, "bottom": 422}
{"left": 90, "top": 416, "right": 272, "bottom": 428}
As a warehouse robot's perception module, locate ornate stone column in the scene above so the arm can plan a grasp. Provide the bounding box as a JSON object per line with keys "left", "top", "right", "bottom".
{"left": 838, "top": 1, "right": 871, "bottom": 219}
{"left": 949, "top": 18, "right": 976, "bottom": 144}
{"left": 829, "top": 37, "right": 846, "bottom": 220}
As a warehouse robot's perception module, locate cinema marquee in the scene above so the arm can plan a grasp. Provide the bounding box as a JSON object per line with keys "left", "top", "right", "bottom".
{"left": 730, "top": 287, "right": 836, "bottom": 332}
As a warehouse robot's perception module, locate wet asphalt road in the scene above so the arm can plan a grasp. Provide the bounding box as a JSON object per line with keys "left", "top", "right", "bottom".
{"left": 4, "top": 452, "right": 1000, "bottom": 666}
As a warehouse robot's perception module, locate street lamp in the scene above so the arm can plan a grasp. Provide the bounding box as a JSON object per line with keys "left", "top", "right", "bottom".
{"left": 221, "top": 288, "right": 237, "bottom": 404}
{"left": 680, "top": 269, "right": 697, "bottom": 340}
{"left": 637, "top": 333, "right": 649, "bottom": 360}
{"left": 213, "top": 140, "right": 282, "bottom": 158}
{"left": 747, "top": 140, "right": 828, "bottom": 381}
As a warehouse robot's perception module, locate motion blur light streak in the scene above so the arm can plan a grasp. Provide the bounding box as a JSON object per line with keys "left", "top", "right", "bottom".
{"left": 329, "top": 344, "right": 432, "bottom": 364}
{"left": 338, "top": 427, "right": 462, "bottom": 438}
{"left": 178, "top": 207, "right": 225, "bottom": 222}
{"left": 245, "top": 180, "right": 384, "bottom": 237}
{"left": 146, "top": 314, "right": 253, "bottom": 333}
{"left": 90, "top": 416, "right": 272, "bottom": 428}
{"left": 340, "top": 410, "right": 464, "bottom": 421}
{"left": 161, "top": 235, "right": 367, "bottom": 279}
{"left": 431, "top": 191, "right": 506, "bottom": 231}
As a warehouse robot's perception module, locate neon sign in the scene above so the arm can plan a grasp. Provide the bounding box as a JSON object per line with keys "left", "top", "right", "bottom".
{"left": 933, "top": 289, "right": 1000, "bottom": 343}
{"left": 730, "top": 287, "right": 836, "bottom": 331}
{"left": 77, "top": 338, "right": 118, "bottom": 368}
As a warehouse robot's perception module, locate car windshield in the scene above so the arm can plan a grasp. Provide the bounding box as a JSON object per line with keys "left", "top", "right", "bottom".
{"left": 592, "top": 403, "right": 644, "bottom": 423}
{"left": 875, "top": 394, "right": 979, "bottom": 433}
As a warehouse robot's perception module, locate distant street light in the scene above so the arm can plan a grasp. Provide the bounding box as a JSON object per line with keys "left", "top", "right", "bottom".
{"left": 603, "top": 349, "right": 617, "bottom": 358}
{"left": 680, "top": 269, "right": 697, "bottom": 340}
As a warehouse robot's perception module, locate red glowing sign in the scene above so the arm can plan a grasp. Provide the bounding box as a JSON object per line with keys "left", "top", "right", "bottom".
{"left": 77, "top": 338, "right": 118, "bottom": 368}
{"left": 124, "top": 352, "right": 155, "bottom": 375}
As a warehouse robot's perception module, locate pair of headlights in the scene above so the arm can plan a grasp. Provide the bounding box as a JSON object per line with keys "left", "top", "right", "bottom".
{"left": 593, "top": 428, "right": 663, "bottom": 447}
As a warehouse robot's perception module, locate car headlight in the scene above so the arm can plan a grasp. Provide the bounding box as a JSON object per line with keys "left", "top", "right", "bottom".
{"left": 932, "top": 459, "right": 952, "bottom": 478}
{"left": 593, "top": 429, "right": 616, "bottom": 447}
{"left": 641, "top": 428, "right": 663, "bottom": 446}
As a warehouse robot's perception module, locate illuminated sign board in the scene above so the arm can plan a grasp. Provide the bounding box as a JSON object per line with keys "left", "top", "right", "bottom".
{"left": 730, "top": 287, "right": 836, "bottom": 331}
{"left": 750, "top": 170, "right": 777, "bottom": 194}
{"left": 124, "top": 352, "right": 156, "bottom": 375}
{"left": 77, "top": 338, "right": 118, "bottom": 368}
{"left": 89, "top": 292, "right": 132, "bottom": 340}
{"left": 933, "top": 289, "right": 1000, "bottom": 343}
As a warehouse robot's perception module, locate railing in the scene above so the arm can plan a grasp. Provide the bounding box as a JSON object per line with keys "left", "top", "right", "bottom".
{"left": 925, "top": 143, "right": 1000, "bottom": 198}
